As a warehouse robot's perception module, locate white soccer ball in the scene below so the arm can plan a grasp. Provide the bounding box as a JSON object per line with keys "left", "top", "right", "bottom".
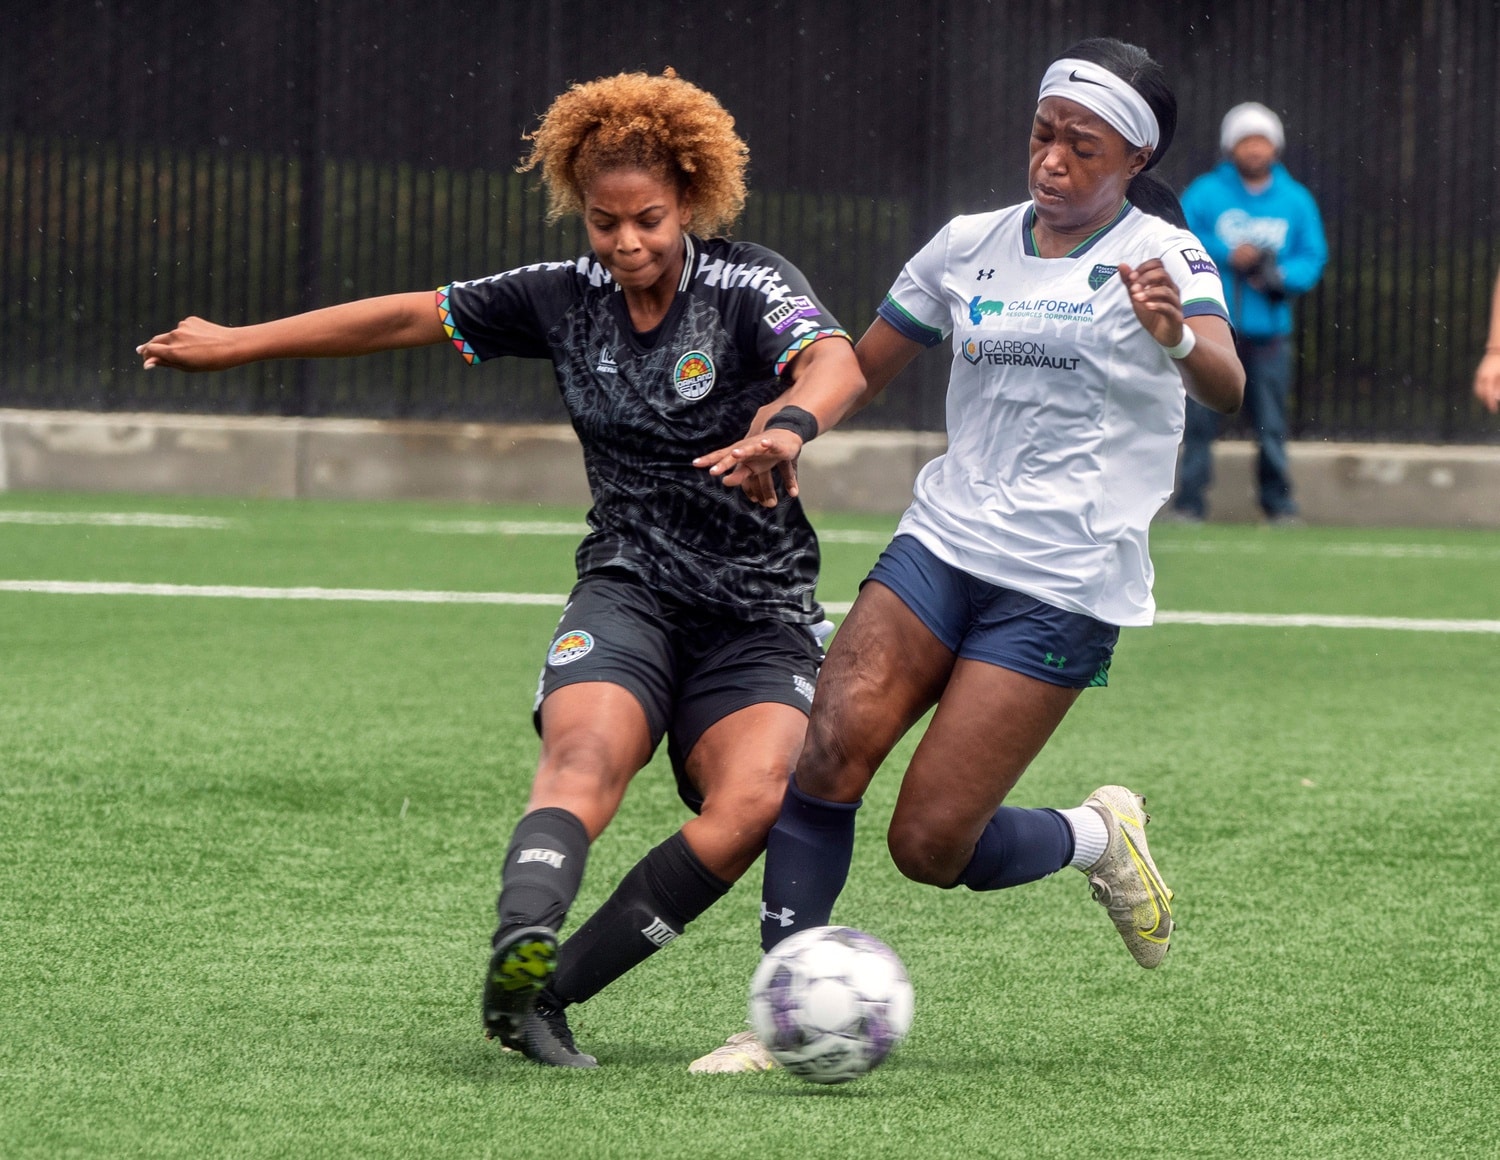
{"left": 748, "top": 925, "right": 915, "bottom": 1084}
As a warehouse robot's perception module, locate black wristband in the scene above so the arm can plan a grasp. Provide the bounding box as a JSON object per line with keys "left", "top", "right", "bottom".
{"left": 763, "top": 405, "right": 819, "bottom": 443}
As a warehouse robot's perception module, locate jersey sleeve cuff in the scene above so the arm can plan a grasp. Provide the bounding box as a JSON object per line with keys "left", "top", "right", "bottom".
{"left": 1182, "top": 298, "right": 1231, "bottom": 325}
{"left": 773, "top": 327, "right": 852, "bottom": 376}
{"left": 435, "top": 285, "right": 482, "bottom": 365}
{"left": 877, "top": 296, "right": 946, "bottom": 348}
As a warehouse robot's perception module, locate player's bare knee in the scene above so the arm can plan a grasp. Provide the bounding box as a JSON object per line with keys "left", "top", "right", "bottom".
{"left": 796, "top": 711, "right": 875, "bottom": 800}
{"left": 532, "top": 737, "right": 630, "bottom": 803}
{"left": 886, "top": 821, "right": 965, "bottom": 887}
{"left": 701, "top": 766, "right": 786, "bottom": 836}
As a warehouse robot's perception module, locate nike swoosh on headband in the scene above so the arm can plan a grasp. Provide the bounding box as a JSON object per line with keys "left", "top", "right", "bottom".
{"left": 1069, "top": 70, "right": 1108, "bottom": 86}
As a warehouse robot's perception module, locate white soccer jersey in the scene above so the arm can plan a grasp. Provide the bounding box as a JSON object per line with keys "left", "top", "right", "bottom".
{"left": 877, "top": 201, "right": 1230, "bottom": 626}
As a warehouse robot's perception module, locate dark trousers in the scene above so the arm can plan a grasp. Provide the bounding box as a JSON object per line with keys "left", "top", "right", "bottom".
{"left": 1175, "top": 335, "right": 1296, "bottom": 519}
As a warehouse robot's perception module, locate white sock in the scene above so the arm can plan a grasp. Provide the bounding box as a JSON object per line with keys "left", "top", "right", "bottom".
{"left": 1058, "top": 805, "right": 1109, "bottom": 870}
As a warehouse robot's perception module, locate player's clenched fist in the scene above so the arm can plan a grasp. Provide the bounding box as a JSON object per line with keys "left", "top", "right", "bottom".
{"left": 1118, "top": 258, "right": 1184, "bottom": 348}
{"left": 137, "top": 316, "right": 244, "bottom": 372}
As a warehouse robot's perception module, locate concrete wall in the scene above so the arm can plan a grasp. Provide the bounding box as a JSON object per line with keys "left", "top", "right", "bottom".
{"left": 1, "top": 408, "right": 1497, "bottom": 527}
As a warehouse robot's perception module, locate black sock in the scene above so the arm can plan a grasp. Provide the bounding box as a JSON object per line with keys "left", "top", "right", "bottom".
{"left": 548, "top": 830, "right": 730, "bottom": 1007}
{"left": 956, "top": 806, "right": 1073, "bottom": 890}
{"left": 759, "top": 774, "right": 861, "bottom": 952}
{"left": 494, "top": 807, "right": 591, "bottom": 944}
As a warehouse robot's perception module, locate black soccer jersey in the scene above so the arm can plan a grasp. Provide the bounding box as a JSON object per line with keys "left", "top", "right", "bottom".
{"left": 438, "top": 235, "right": 850, "bottom": 624}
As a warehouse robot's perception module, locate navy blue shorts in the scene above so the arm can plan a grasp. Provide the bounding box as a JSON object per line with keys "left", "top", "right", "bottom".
{"left": 533, "top": 572, "right": 826, "bottom": 811}
{"left": 863, "top": 535, "right": 1119, "bottom": 689}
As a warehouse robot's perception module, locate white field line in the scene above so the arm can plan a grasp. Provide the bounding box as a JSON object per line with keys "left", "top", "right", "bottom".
{"left": 0, "top": 580, "right": 565, "bottom": 605}
{"left": 1154, "top": 539, "right": 1500, "bottom": 561}
{"left": 0, "top": 511, "right": 231, "bottom": 528}
{"left": 0, "top": 579, "right": 1497, "bottom": 634}
{"left": 1154, "top": 610, "right": 1500, "bottom": 633}
{"left": 410, "top": 519, "right": 890, "bottom": 544}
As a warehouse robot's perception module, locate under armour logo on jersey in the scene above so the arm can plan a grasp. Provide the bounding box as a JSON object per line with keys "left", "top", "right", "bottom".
{"left": 976, "top": 268, "right": 995, "bottom": 280}
{"left": 517, "top": 847, "right": 566, "bottom": 869}
{"left": 761, "top": 902, "right": 796, "bottom": 927}
{"left": 640, "top": 917, "right": 680, "bottom": 947}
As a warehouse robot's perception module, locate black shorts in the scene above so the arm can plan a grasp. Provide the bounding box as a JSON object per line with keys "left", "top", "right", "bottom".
{"left": 533, "top": 572, "right": 827, "bottom": 811}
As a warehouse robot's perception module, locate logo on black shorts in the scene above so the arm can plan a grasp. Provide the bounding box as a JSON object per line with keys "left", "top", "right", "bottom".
{"left": 673, "top": 350, "right": 716, "bottom": 400}
{"left": 792, "top": 674, "right": 816, "bottom": 704}
{"left": 547, "top": 630, "right": 595, "bottom": 666}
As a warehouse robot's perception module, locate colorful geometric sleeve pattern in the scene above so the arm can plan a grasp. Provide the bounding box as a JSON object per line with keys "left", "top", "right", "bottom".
{"left": 773, "top": 327, "right": 852, "bottom": 376}
{"left": 435, "top": 285, "right": 480, "bottom": 365}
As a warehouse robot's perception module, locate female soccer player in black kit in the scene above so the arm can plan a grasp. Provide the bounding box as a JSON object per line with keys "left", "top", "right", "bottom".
{"left": 138, "top": 70, "right": 864, "bottom": 1069}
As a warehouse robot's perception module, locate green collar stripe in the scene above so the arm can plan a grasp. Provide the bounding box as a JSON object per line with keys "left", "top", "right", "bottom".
{"left": 1025, "top": 200, "right": 1133, "bottom": 258}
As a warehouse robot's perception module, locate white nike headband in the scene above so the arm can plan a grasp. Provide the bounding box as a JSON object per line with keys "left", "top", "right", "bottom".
{"left": 1037, "top": 58, "right": 1160, "bottom": 151}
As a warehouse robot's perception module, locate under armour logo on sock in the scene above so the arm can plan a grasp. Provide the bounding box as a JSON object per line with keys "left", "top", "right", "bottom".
{"left": 517, "top": 847, "right": 565, "bottom": 869}
{"left": 640, "top": 917, "right": 680, "bottom": 947}
{"left": 761, "top": 902, "right": 796, "bottom": 927}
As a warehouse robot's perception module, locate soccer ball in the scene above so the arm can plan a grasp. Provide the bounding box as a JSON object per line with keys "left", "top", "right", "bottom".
{"left": 748, "top": 925, "right": 914, "bottom": 1084}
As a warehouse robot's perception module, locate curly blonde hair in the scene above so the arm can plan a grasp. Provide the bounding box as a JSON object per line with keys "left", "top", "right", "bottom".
{"left": 519, "top": 69, "right": 749, "bottom": 235}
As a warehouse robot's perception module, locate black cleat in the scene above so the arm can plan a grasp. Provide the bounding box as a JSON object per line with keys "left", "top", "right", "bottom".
{"left": 500, "top": 996, "right": 598, "bottom": 1069}
{"left": 481, "top": 925, "right": 558, "bottom": 1040}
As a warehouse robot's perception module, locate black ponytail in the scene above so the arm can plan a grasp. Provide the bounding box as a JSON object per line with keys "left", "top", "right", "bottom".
{"left": 1056, "top": 38, "right": 1186, "bottom": 228}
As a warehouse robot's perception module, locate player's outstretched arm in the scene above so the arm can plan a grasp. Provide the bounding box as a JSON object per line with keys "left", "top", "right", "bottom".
{"left": 1475, "top": 353, "right": 1500, "bottom": 414}
{"left": 693, "top": 336, "right": 866, "bottom": 505}
{"left": 137, "top": 292, "right": 447, "bottom": 372}
{"left": 1119, "top": 259, "right": 1244, "bottom": 414}
{"left": 1475, "top": 271, "right": 1500, "bottom": 414}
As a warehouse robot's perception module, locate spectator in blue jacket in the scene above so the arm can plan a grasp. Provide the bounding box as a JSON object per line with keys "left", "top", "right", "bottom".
{"left": 1173, "top": 102, "right": 1327, "bottom": 522}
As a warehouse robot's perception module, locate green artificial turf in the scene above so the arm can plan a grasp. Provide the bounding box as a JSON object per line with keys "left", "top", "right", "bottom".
{"left": 1, "top": 493, "right": 1496, "bottom": 1157}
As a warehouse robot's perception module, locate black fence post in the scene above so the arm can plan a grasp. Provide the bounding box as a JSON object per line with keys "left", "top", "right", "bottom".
{"left": 290, "top": 0, "right": 325, "bottom": 418}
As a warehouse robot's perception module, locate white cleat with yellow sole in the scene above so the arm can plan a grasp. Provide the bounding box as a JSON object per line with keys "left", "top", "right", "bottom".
{"left": 1082, "top": 785, "right": 1174, "bottom": 968}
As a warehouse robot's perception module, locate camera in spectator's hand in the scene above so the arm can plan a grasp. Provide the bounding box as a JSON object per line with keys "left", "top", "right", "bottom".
{"left": 1245, "top": 247, "right": 1287, "bottom": 303}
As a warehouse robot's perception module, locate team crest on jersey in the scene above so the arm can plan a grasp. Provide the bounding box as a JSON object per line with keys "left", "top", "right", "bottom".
{"left": 1180, "top": 247, "right": 1219, "bottom": 277}
{"left": 1088, "top": 263, "right": 1118, "bottom": 290}
{"left": 547, "top": 630, "right": 595, "bottom": 666}
{"left": 673, "top": 350, "right": 716, "bottom": 400}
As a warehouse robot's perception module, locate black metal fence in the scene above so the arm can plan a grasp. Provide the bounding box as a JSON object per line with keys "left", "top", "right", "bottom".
{"left": 3, "top": 0, "right": 1498, "bottom": 440}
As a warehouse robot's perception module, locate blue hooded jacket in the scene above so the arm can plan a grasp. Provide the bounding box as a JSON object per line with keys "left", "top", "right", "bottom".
{"left": 1181, "top": 161, "right": 1327, "bottom": 339}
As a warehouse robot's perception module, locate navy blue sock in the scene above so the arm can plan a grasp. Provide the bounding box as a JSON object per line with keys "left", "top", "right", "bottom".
{"left": 760, "top": 775, "right": 861, "bottom": 951}
{"left": 956, "top": 807, "right": 1074, "bottom": 891}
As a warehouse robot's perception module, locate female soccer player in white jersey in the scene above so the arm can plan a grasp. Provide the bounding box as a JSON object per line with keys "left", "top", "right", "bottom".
{"left": 700, "top": 38, "right": 1246, "bottom": 1037}
{"left": 138, "top": 70, "right": 866, "bottom": 1070}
